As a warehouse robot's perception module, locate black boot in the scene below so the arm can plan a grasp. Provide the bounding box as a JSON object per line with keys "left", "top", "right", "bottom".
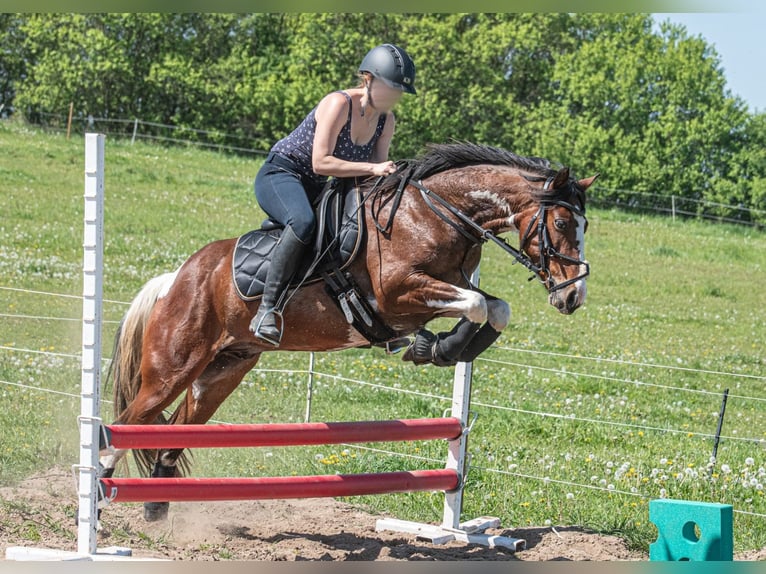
{"left": 250, "top": 225, "right": 309, "bottom": 346}
{"left": 402, "top": 319, "right": 482, "bottom": 367}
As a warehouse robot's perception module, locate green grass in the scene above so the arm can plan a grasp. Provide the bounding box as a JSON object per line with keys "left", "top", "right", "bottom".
{"left": 1, "top": 118, "right": 765, "bottom": 555}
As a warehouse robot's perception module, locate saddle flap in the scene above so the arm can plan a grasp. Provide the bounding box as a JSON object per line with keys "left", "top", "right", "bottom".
{"left": 232, "top": 180, "right": 364, "bottom": 301}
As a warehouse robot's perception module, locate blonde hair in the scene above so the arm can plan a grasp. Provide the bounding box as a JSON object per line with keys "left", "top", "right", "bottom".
{"left": 355, "top": 71, "right": 373, "bottom": 89}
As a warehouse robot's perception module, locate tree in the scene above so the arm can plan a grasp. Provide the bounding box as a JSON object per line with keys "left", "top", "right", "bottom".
{"left": 0, "top": 14, "right": 27, "bottom": 114}
{"left": 3, "top": 12, "right": 763, "bottom": 214}
{"left": 527, "top": 13, "right": 750, "bottom": 203}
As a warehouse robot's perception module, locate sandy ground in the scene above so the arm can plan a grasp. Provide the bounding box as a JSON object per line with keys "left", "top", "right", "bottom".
{"left": 1, "top": 467, "right": 763, "bottom": 561}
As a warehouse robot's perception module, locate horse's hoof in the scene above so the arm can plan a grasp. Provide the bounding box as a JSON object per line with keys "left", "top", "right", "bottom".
{"left": 143, "top": 501, "right": 169, "bottom": 522}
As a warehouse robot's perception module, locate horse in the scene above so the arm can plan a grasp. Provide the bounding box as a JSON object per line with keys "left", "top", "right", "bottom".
{"left": 99, "top": 142, "right": 598, "bottom": 521}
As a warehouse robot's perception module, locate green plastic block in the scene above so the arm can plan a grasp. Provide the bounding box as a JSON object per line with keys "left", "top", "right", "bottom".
{"left": 649, "top": 499, "right": 733, "bottom": 561}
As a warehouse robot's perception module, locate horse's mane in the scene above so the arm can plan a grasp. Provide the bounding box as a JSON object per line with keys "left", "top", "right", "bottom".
{"left": 376, "top": 142, "right": 586, "bottom": 209}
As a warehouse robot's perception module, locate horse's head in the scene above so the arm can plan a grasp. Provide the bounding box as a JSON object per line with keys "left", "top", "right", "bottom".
{"left": 514, "top": 168, "right": 599, "bottom": 315}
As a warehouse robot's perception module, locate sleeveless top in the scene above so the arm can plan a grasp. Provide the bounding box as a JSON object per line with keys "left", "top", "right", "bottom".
{"left": 271, "top": 91, "right": 387, "bottom": 189}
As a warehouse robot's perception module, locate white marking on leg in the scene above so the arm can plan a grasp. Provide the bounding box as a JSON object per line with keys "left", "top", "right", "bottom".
{"left": 486, "top": 299, "right": 511, "bottom": 331}
{"left": 99, "top": 448, "right": 127, "bottom": 472}
{"left": 425, "top": 287, "right": 487, "bottom": 324}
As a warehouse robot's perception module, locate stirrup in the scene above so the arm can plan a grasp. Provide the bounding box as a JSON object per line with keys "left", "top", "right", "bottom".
{"left": 252, "top": 309, "right": 284, "bottom": 347}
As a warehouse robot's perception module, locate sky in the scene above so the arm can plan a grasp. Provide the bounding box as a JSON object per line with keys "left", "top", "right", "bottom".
{"left": 656, "top": 9, "right": 765, "bottom": 113}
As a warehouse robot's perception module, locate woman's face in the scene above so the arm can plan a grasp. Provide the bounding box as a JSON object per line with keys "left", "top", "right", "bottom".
{"left": 368, "top": 79, "right": 404, "bottom": 112}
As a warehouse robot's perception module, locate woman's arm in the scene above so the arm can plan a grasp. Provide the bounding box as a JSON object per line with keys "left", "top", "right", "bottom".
{"left": 312, "top": 93, "right": 395, "bottom": 178}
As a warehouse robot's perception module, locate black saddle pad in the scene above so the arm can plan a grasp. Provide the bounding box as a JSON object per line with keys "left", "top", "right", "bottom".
{"left": 232, "top": 182, "right": 364, "bottom": 301}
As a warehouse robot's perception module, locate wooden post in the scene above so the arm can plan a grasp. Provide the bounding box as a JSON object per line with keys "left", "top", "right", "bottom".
{"left": 131, "top": 118, "right": 139, "bottom": 145}
{"left": 305, "top": 352, "right": 316, "bottom": 423}
{"left": 66, "top": 102, "right": 74, "bottom": 140}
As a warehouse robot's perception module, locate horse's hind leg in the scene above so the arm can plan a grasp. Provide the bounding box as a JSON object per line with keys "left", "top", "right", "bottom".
{"left": 99, "top": 322, "right": 217, "bottom": 500}
{"left": 143, "top": 347, "right": 261, "bottom": 521}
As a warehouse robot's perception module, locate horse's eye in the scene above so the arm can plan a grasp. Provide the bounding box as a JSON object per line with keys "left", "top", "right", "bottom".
{"left": 554, "top": 219, "right": 567, "bottom": 231}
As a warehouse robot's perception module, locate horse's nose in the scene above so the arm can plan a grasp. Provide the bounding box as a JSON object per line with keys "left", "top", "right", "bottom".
{"left": 565, "top": 289, "right": 578, "bottom": 313}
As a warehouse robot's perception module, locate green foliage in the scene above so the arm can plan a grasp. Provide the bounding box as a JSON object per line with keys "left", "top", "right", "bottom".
{"left": 2, "top": 13, "right": 764, "bottom": 216}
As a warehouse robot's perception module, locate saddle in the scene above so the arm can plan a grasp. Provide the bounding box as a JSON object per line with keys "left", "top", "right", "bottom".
{"left": 232, "top": 179, "right": 397, "bottom": 345}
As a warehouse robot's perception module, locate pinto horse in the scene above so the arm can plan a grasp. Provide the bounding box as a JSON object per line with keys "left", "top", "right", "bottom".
{"left": 100, "top": 142, "right": 598, "bottom": 521}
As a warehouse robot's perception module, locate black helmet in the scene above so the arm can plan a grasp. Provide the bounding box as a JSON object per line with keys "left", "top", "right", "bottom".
{"left": 358, "top": 44, "right": 416, "bottom": 95}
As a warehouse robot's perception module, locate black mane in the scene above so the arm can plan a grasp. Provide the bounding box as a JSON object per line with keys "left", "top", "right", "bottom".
{"left": 377, "top": 142, "right": 586, "bottom": 209}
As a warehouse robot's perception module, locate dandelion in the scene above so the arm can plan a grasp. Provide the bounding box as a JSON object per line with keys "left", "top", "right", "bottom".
{"left": 607, "top": 484, "right": 615, "bottom": 491}
{"left": 746, "top": 457, "right": 755, "bottom": 466}
{"left": 722, "top": 464, "right": 732, "bottom": 474}
{"left": 566, "top": 493, "right": 575, "bottom": 500}
{"left": 660, "top": 488, "right": 668, "bottom": 498}
{"left": 544, "top": 519, "right": 552, "bottom": 526}
{"left": 315, "top": 453, "right": 325, "bottom": 461}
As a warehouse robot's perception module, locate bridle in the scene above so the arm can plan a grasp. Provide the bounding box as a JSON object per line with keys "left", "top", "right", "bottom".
{"left": 405, "top": 175, "right": 590, "bottom": 294}
{"left": 518, "top": 179, "right": 590, "bottom": 292}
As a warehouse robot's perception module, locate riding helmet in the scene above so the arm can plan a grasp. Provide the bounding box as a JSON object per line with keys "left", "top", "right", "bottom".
{"left": 358, "top": 44, "right": 416, "bottom": 95}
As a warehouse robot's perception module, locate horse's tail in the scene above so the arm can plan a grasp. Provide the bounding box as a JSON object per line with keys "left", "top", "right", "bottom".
{"left": 106, "top": 269, "right": 189, "bottom": 477}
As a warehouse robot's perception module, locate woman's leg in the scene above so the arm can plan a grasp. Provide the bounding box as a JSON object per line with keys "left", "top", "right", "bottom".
{"left": 250, "top": 163, "right": 315, "bottom": 345}
{"left": 254, "top": 163, "right": 316, "bottom": 243}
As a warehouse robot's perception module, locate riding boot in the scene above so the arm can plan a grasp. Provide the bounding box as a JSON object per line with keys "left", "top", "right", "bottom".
{"left": 250, "top": 225, "right": 309, "bottom": 346}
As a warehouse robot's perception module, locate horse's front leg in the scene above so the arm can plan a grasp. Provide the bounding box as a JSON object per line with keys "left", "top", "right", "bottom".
{"left": 454, "top": 295, "right": 509, "bottom": 362}
{"left": 390, "top": 277, "right": 509, "bottom": 366}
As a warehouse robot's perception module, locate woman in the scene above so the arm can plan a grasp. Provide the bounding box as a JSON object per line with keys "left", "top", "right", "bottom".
{"left": 250, "top": 43, "right": 417, "bottom": 346}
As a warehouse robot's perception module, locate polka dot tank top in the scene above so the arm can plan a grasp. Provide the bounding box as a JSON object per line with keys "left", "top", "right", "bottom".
{"left": 271, "top": 91, "right": 387, "bottom": 188}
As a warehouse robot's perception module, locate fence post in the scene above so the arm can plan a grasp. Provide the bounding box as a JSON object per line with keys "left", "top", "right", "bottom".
{"left": 671, "top": 195, "right": 676, "bottom": 222}
{"left": 441, "top": 265, "right": 480, "bottom": 530}
{"left": 66, "top": 102, "right": 74, "bottom": 140}
{"left": 77, "top": 133, "right": 105, "bottom": 556}
{"left": 305, "top": 352, "right": 316, "bottom": 423}
{"left": 131, "top": 118, "right": 139, "bottom": 145}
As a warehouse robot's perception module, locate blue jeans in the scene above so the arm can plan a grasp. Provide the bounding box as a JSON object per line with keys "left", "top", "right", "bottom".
{"left": 254, "top": 152, "right": 322, "bottom": 243}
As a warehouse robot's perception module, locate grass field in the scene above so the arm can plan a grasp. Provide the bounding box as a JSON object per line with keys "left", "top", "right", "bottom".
{"left": 1, "top": 119, "right": 765, "bottom": 554}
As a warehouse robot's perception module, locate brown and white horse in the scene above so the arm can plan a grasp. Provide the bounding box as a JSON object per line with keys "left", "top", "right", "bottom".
{"left": 100, "top": 142, "right": 598, "bottom": 520}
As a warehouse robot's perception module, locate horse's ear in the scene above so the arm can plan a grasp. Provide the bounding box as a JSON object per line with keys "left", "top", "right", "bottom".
{"left": 577, "top": 173, "right": 600, "bottom": 190}
{"left": 552, "top": 167, "right": 570, "bottom": 189}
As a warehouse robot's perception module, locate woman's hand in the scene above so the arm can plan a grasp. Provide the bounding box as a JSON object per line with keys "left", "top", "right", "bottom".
{"left": 371, "top": 161, "right": 396, "bottom": 177}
